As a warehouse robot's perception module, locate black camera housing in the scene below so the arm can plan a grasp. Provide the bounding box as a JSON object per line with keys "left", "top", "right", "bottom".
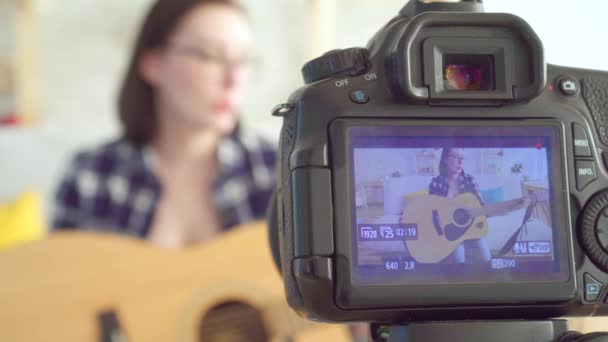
{"left": 271, "top": 0, "right": 608, "bottom": 323}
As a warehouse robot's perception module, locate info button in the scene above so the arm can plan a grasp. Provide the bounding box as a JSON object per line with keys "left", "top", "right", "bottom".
{"left": 575, "top": 160, "right": 597, "bottom": 191}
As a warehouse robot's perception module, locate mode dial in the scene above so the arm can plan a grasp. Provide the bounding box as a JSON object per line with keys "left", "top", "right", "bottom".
{"left": 301, "top": 48, "right": 369, "bottom": 84}
{"left": 580, "top": 190, "right": 608, "bottom": 272}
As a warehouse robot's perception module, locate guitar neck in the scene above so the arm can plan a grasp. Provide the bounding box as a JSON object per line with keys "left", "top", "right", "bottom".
{"left": 469, "top": 189, "right": 549, "bottom": 219}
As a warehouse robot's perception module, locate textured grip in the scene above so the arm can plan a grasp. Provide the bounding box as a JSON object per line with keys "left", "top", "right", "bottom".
{"left": 277, "top": 110, "right": 304, "bottom": 308}
{"left": 581, "top": 77, "right": 608, "bottom": 146}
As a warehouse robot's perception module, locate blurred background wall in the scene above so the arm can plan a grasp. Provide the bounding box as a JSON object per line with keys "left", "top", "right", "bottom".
{"left": 1, "top": 0, "right": 608, "bottom": 221}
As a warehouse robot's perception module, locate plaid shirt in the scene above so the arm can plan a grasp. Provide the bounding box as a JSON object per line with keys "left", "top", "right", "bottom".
{"left": 428, "top": 171, "right": 484, "bottom": 204}
{"left": 52, "top": 129, "right": 276, "bottom": 237}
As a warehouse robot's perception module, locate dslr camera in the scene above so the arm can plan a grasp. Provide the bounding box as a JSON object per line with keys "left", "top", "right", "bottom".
{"left": 269, "top": 0, "right": 608, "bottom": 329}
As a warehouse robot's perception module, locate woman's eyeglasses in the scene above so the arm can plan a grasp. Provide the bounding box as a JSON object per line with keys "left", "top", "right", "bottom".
{"left": 447, "top": 153, "right": 465, "bottom": 162}
{"left": 166, "top": 43, "right": 258, "bottom": 74}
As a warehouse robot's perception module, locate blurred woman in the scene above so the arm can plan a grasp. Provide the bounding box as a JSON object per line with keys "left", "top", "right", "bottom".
{"left": 52, "top": 0, "right": 276, "bottom": 248}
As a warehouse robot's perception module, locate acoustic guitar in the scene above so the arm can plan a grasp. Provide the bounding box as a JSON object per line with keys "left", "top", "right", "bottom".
{"left": 0, "top": 221, "right": 350, "bottom": 342}
{"left": 401, "top": 190, "right": 549, "bottom": 263}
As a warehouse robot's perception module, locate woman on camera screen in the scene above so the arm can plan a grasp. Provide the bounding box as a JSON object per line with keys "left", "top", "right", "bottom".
{"left": 428, "top": 147, "right": 491, "bottom": 263}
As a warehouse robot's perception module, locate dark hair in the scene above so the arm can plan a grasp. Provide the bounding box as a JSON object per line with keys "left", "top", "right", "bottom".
{"left": 439, "top": 147, "right": 460, "bottom": 177}
{"left": 118, "top": 0, "right": 245, "bottom": 147}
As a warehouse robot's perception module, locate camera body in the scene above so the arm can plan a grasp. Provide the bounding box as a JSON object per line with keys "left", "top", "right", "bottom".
{"left": 273, "top": 1, "right": 608, "bottom": 323}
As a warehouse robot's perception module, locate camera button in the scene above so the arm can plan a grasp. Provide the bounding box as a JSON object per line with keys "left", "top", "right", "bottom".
{"left": 584, "top": 273, "right": 604, "bottom": 302}
{"left": 575, "top": 160, "right": 597, "bottom": 191}
{"left": 350, "top": 89, "right": 369, "bottom": 104}
{"left": 558, "top": 76, "right": 579, "bottom": 96}
{"left": 573, "top": 124, "right": 592, "bottom": 157}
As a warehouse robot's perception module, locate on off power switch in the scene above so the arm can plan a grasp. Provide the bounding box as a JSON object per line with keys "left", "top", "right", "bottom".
{"left": 301, "top": 48, "right": 369, "bottom": 84}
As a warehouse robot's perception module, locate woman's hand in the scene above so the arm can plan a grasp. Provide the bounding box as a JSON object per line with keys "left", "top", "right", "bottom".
{"left": 522, "top": 194, "right": 533, "bottom": 209}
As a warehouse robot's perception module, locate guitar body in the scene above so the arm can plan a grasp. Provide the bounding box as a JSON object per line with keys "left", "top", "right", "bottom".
{"left": 0, "top": 222, "right": 350, "bottom": 342}
{"left": 403, "top": 193, "right": 488, "bottom": 263}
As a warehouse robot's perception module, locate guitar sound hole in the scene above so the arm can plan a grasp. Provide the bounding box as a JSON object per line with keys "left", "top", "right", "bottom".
{"left": 199, "top": 301, "right": 269, "bottom": 342}
{"left": 453, "top": 208, "right": 471, "bottom": 226}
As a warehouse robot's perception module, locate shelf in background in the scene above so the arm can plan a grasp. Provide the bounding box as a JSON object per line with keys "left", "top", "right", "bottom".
{"left": 0, "top": 0, "right": 40, "bottom": 124}
{"left": 0, "top": 57, "right": 14, "bottom": 94}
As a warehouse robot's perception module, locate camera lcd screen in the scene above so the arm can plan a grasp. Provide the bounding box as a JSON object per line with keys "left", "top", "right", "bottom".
{"left": 350, "top": 124, "right": 570, "bottom": 286}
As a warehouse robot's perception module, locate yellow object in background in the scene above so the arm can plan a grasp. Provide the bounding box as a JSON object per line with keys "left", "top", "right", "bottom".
{"left": 0, "top": 191, "right": 46, "bottom": 250}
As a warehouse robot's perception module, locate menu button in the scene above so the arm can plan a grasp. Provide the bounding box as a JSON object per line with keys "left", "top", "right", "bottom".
{"left": 573, "top": 123, "right": 592, "bottom": 157}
